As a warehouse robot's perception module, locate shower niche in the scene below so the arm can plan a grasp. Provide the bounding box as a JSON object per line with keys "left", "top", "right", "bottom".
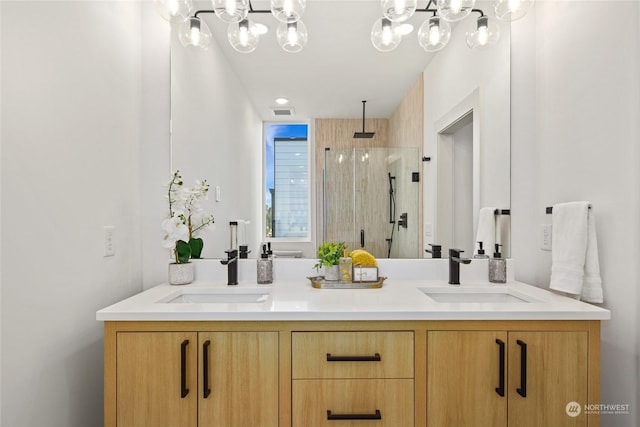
{"left": 323, "top": 147, "right": 420, "bottom": 258}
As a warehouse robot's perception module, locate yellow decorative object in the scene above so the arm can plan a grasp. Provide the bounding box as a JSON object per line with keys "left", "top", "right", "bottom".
{"left": 350, "top": 249, "right": 377, "bottom": 267}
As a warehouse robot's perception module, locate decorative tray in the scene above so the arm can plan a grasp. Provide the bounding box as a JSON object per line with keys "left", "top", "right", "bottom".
{"left": 307, "top": 276, "right": 387, "bottom": 289}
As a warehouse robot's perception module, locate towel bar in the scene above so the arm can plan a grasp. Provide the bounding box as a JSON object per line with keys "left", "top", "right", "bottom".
{"left": 494, "top": 209, "right": 510, "bottom": 215}
{"left": 546, "top": 205, "right": 591, "bottom": 214}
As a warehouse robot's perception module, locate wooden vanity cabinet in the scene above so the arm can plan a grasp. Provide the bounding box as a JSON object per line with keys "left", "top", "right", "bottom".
{"left": 104, "top": 320, "right": 599, "bottom": 427}
{"left": 107, "top": 325, "right": 278, "bottom": 427}
{"left": 426, "top": 327, "right": 592, "bottom": 427}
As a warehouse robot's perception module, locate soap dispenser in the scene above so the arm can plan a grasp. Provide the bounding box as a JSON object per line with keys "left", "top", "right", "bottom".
{"left": 489, "top": 244, "right": 507, "bottom": 283}
{"left": 257, "top": 244, "right": 273, "bottom": 284}
{"left": 473, "top": 241, "right": 489, "bottom": 259}
{"left": 339, "top": 249, "right": 353, "bottom": 283}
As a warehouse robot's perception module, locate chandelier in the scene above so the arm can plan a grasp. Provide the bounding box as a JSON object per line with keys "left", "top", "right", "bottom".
{"left": 155, "top": 0, "right": 308, "bottom": 53}
{"left": 372, "top": 0, "right": 534, "bottom": 52}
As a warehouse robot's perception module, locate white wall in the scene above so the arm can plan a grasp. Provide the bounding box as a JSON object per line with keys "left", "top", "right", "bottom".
{"left": 171, "top": 29, "right": 263, "bottom": 261}
{"left": 0, "top": 1, "right": 169, "bottom": 426}
{"left": 423, "top": 1, "right": 511, "bottom": 254}
{"left": 511, "top": 1, "right": 640, "bottom": 425}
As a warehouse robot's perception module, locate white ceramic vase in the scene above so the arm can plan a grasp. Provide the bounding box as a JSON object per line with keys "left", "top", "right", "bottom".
{"left": 324, "top": 265, "right": 340, "bottom": 281}
{"left": 169, "top": 262, "right": 194, "bottom": 285}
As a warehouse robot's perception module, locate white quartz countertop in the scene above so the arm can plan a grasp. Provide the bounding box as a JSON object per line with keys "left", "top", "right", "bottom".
{"left": 96, "top": 265, "right": 611, "bottom": 322}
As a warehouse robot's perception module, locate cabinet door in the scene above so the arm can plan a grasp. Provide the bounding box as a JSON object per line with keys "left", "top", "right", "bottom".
{"left": 427, "top": 331, "right": 508, "bottom": 427}
{"left": 116, "top": 332, "right": 198, "bottom": 427}
{"left": 508, "top": 332, "right": 588, "bottom": 427}
{"left": 199, "top": 332, "right": 279, "bottom": 427}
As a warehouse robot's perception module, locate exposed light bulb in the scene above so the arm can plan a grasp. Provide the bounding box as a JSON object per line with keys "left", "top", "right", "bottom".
{"left": 283, "top": 0, "right": 294, "bottom": 17}
{"left": 228, "top": 19, "right": 259, "bottom": 52}
{"left": 494, "top": 0, "right": 533, "bottom": 21}
{"left": 466, "top": 15, "right": 499, "bottom": 49}
{"left": 450, "top": 0, "right": 462, "bottom": 14}
{"left": 382, "top": 22, "right": 393, "bottom": 45}
{"left": 477, "top": 24, "right": 488, "bottom": 45}
{"left": 371, "top": 17, "right": 401, "bottom": 51}
{"left": 382, "top": 0, "right": 416, "bottom": 22}
{"left": 178, "top": 16, "right": 212, "bottom": 49}
{"left": 226, "top": 0, "right": 236, "bottom": 16}
{"left": 276, "top": 20, "right": 307, "bottom": 52}
{"left": 429, "top": 23, "right": 441, "bottom": 45}
{"left": 190, "top": 25, "right": 201, "bottom": 45}
{"left": 155, "top": 0, "right": 192, "bottom": 23}
{"left": 508, "top": 0, "right": 521, "bottom": 12}
{"left": 418, "top": 16, "right": 451, "bottom": 51}
{"left": 287, "top": 24, "right": 299, "bottom": 45}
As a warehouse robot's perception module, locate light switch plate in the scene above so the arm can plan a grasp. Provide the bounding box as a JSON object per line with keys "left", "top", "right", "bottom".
{"left": 540, "top": 224, "right": 552, "bottom": 251}
{"left": 104, "top": 226, "right": 115, "bottom": 257}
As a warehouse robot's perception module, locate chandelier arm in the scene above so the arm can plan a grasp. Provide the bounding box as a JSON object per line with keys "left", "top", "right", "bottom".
{"left": 471, "top": 8, "right": 485, "bottom": 17}
{"left": 248, "top": 0, "right": 271, "bottom": 13}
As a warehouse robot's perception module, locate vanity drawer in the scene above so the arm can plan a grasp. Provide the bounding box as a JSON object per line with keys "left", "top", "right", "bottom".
{"left": 292, "top": 331, "right": 414, "bottom": 379}
{"left": 292, "top": 379, "right": 413, "bottom": 427}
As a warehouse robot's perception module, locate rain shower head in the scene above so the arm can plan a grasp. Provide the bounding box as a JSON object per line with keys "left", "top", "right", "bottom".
{"left": 353, "top": 100, "right": 375, "bottom": 138}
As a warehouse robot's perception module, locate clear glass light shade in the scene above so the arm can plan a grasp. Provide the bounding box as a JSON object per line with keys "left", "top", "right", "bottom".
{"left": 371, "top": 18, "right": 401, "bottom": 52}
{"left": 494, "top": 0, "right": 534, "bottom": 21}
{"left": 212, "top": 0, "right": 249, "bottom": 23}
{"left": 436, "top": 0, "right": 476, "bottom": 22}
{"left": 155, "top": 0, "right": 193, "bottom": 23}
{"left": 276, "top": 21, "right": 308, "bottom": 53}
{"left": 381, "top": 0, "right": 417, "bottom": 22}
{"left": 271, "top": 0, "right": 306, "bottom": 23}
{"left": 418, "top": 17, "right": 451, "bottom": 52}
{"left": 228, "top": 19, "right": 260, "bottom": 53}
{"left": 466, "top": 16, "right": 500, "bottom": 49}
{"left": 178, "top": 17, "right": 213, "bottom": 49}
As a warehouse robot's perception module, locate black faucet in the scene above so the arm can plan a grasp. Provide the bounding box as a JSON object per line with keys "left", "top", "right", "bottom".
{"left": 425, "top": 244, "right": 442, "bottom": 259}
{"left": 449, "top": 249, "right": 471, "bottom": 285}
{"left": 220, "top": 249, "right": 238, "bottom": 285}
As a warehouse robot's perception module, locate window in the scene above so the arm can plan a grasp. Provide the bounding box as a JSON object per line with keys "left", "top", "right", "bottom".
{"left": 264, "top": 123, "right": 310, "bottom": 239}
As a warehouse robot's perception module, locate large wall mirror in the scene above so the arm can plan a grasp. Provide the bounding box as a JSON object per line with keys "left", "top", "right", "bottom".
{"left": 170, "top": 0, "right": 510, "bottom": 260}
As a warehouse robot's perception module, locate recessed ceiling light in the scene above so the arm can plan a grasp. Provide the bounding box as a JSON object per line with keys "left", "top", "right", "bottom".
{"left": 395, "top": 24, "right": 414, "bottom": 36}
{"left": 275, "top": 98, "right": 289, "bottom": 105}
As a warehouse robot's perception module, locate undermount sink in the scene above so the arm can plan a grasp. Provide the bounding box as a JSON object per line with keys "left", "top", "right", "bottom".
{"left": 419, "top": 287, "right": 540, "bottom": 303}
{"left": 159, "top": 287, "right": 272, "bottom": 304}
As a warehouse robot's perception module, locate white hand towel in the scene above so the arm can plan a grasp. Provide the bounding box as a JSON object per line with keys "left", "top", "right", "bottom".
{"left": 549, "top": 202, "right": 603, "bottom": 303}
{"left": 476, "top": 207, "right": 497, "bottom": 256}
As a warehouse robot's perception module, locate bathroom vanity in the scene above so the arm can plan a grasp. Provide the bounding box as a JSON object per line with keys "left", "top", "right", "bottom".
{"left": 97, "top": 260, "right": 609, "bottom": 427}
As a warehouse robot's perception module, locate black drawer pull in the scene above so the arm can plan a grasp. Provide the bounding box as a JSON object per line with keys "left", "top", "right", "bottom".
{"left": 180, "top": 340, "right": 189, "bottom": 398}
{"left": 327, "top": 409, "right": 382, "bottom": 420}
{"left": 203, "top": 340, "right": 211, "bottom": 398}
{"left": 516, "top": 339, "right": 527, "bottom": 398}
{"left": 495, "top": 339, "right": 505, "bottom": 397}
{"left": 326, "top": 353, "right": 381, "bottom": 362}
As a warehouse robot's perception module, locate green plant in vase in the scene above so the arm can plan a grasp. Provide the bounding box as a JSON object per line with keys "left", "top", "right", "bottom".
{"left": 314, "top": 242, "right": 347, "bottom": 280}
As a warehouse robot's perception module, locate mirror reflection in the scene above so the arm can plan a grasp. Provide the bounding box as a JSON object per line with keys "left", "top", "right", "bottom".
{"left": 170, "top": 0, "right": 511, "bottom": 259}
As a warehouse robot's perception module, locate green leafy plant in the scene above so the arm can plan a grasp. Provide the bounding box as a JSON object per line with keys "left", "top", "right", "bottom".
{"left": 313, "top": 242, "right": 347, "bottom": 270}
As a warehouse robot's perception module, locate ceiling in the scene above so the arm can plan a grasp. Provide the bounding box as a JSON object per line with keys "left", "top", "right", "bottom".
{"left": 197, "top": 0, "right": 439, "bottom": 120}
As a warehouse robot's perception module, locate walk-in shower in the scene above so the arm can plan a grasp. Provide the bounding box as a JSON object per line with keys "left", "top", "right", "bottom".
{"left": 323, "top": 147, "right": 420, "bottom": 258}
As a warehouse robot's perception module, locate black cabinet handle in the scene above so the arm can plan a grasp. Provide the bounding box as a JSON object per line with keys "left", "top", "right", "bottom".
{"left": 203, "top": 340, "right": 211, "bottom": 398}
{"left": 326, "top": 353, "right": 381, "bottom": 362}
{"left": 495, "top": 339, "right": 505, "bottom": 397}
{"left": 516, "top": 339, "right": 527, "bottom": 398}
{"left": 327, "top": 409, "right": 382, "bottom": 420}
{"left": 360, "top": 229, "right": 365, "bottom": 248}
{"left": 180, "top": 340, "right": 189, "bottom": 398}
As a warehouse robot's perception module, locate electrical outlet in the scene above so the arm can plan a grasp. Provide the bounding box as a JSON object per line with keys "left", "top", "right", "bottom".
{"left": 104, "top": 226, "right": 115, "bottom": 257}
{"left": 540, "top": 224, "right": 552, "bottom": 251}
